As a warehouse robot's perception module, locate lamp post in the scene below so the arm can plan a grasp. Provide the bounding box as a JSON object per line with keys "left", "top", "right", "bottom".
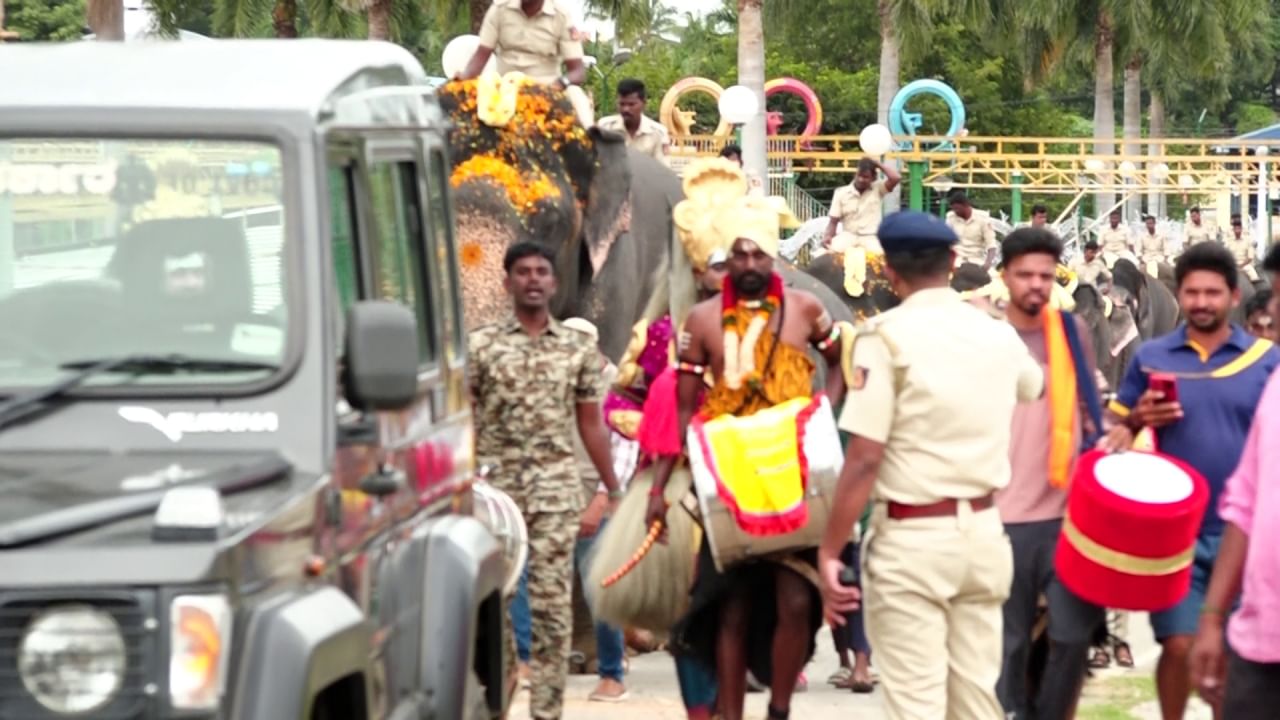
{"left": 590, "top": 47, "right": 633, "bottom": 105}
{"left": 934, "top": 176, "right": 954, "bottom": 218}
{"left": 1257, "top": 145, "right": 1269, "bottom": 256}
{"left": 720, "top": 85, "right": 760, "bottom": 184}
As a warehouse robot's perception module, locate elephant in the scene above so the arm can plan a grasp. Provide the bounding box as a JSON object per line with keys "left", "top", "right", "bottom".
{"left": 1070, "top": 282, "right": 1139, "bottom": 392}
{"left": 1111, "top": 259, "right": 1181, "bottom": 340}
{"left": 439, "top": 78, "right": 856, "bottom": 364}
{"left": 800, "top": 251, "right": 901, "bottom": 321}
{"left": 439, "top": 79, "right": 673, "bottom": 362}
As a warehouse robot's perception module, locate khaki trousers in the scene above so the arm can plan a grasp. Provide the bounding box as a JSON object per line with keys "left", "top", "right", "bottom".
{"left": 862, "top": 502, "right": 1013, "bottom": 720}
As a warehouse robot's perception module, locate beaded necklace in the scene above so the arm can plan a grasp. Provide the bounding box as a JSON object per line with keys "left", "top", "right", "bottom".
{"left": 721, "top": 273, "right": 785, "bottom": 390}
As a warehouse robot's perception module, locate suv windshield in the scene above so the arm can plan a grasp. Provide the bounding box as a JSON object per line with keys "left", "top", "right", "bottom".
{"left": 0, "top": 138, "right": 288, "bottom": 390}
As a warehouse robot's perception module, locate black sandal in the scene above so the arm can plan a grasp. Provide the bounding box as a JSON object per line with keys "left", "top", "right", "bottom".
{"left": 1088, "top": 646, "right": 1111, "bottom": 669}
{"left": 1112, "top": 640, "right": 1134, "bottom": 668}
{"left": 767, "top": 706, "right": 790, "bottom": 720}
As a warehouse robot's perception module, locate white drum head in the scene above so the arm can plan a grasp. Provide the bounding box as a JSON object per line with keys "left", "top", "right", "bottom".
{"left": 1094, "top": 452, "right": 1193, "bottom": 504}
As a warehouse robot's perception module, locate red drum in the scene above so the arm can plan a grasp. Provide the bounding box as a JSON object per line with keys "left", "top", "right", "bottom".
{"left": 1055, "top": 449, "right": 1209, "bottom": 612}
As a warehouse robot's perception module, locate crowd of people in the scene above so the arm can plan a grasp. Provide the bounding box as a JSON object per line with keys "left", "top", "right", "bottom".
{"left": 457, "top": 4, "right": 1279, "bottom": 719}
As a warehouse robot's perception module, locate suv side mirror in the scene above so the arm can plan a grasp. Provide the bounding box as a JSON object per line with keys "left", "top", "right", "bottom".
{"left": 344, "top": 301, "right": 420, "bottom": 411}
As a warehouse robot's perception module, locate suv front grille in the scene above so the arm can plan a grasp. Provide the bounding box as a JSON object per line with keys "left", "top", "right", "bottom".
{"left": 0, "top": 592, "right": 157, "bottom": 720}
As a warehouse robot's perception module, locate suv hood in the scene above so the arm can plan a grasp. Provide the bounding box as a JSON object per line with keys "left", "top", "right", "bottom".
{"left": 0, "top": 451, "right": 292, "bottom": 548}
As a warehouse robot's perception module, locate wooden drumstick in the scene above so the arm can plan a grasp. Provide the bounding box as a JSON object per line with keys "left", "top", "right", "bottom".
{"left": 601, "top": 519, "right": 665, "bottom": 588}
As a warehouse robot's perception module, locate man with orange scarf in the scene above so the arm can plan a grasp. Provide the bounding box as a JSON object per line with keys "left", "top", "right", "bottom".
{"left": 993, "top": 228, "right": 1125, "bottom": 720}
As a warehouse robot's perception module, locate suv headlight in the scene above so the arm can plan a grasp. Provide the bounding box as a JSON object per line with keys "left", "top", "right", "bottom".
{"left": 169, "top": 594, "right": 232, "bottom": 710}
{"left": 18, "top": 604, "right": 127, "bottom": 713}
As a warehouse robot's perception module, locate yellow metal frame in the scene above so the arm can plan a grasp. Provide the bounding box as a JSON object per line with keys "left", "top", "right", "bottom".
{"left": 670, "top": 134, "right": 1280, "bottom": 193}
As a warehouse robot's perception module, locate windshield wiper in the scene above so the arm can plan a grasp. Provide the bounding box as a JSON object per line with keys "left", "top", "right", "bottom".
{"left": 59, "top": 354, "right": 279, "bottom": 374}
{"left": 0, "top": 354, "right": 278, "bottom": 432}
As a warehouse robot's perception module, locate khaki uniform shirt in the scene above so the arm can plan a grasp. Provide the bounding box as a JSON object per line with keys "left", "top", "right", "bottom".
{"left": 597, "top": 114, "right": 670, "bottom": 164}
{"left": 468, "top": 315, "right": 606, "bottom": 513}
{"left": 1098, "top": 225, "right": 1132, "bottom": 256}
{"left": 946, "top": 209, "right": 997, "bottom": 265}
{"left": 838, "top": 288, "right": 1044, "bottom": 504}
{"left": 1138, "top": 230, "right": 1171, "bottom": 264}
{"left": 830, "top": 180, "right": 889, "bottom": 238}
{"left": 1069, "top": 255, "right": 1108, "bottom": 286}
{"left": 1184, "top": 221, "right": 1218, "bottom": 246}
{"left": 1225, "top": 232, "right": 1256, "bottom": 267}
{"left": 478, "top": 0, "right": 584, "bottom": 83}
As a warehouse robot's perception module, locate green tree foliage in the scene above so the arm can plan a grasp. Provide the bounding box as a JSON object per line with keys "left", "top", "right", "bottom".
{"left": 4, "top": 0, "right": 87, "bottom": 41}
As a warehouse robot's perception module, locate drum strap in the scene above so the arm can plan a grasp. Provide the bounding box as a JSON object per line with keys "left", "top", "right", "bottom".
{"left": 1061, "top": 310, "right": 1103, "bottom": 448}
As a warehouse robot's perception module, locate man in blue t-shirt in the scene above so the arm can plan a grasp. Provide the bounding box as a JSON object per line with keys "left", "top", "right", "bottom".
{"left": 1107, "top": 243, "right": 1280, "bottom": 720}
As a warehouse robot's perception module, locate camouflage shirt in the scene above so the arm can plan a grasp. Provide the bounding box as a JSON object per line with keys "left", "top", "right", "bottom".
{"left": 468, "top": 314, "right": 605, "bottom": 512}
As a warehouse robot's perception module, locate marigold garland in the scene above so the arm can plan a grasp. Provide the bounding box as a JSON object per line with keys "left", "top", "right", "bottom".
{"left": 439, "top": 78, "right": 589, "bottom": 225}
{"left": 721, "top": 273, "right": 785, "bottom": 390}
{"left": 449, "top": 155, "right": 562, "bottom": 211}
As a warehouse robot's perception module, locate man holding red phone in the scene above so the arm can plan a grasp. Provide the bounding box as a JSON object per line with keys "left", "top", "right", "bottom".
{"left": 1107, "top": 243, "right": 1280, "bottom": 720}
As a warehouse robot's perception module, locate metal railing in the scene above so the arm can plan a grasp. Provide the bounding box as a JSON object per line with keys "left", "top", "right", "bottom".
{"left": 667, "top": 133, "right": 1280, "bottom": 193}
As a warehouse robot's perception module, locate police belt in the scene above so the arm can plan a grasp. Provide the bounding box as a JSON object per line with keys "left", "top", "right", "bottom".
{"left": 886, "top": 493, "right": 995, "bottom": 520}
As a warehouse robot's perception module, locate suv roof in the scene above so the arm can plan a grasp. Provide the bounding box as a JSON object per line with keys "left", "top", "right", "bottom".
{"left": 0, "top": 39, "right": 429, "bottom": 118}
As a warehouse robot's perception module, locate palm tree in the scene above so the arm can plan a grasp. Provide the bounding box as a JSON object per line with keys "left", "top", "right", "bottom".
{"left": 737, "top": 0, "right": 766, "bottom": 184}
{"left": 876, "top": 0, "right": 937, "bottom": 126}
{"left": 584, "top": 0, "right": 677, "bottom": 47}
{"left": 87, "top": 0, "right": 124, "bottom": 40}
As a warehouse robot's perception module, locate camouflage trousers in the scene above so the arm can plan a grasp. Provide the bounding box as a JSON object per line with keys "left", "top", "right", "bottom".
{"left": 512, "top": 509, "right": 578, "bottom": 719}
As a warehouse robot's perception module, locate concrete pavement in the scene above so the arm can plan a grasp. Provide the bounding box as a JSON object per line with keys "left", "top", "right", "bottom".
{"left": 507, "top": 610, "right": 1203, "bottom": 719}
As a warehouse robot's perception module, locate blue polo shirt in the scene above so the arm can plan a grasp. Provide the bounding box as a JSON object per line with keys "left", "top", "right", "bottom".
{"left": 1111, "top": 324, "right": 1279, "bottom": 535}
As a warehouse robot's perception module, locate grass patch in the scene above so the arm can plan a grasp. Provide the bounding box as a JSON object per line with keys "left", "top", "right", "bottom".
{"left": 1077, "top": 675, "right": 1156, "bottom": 720}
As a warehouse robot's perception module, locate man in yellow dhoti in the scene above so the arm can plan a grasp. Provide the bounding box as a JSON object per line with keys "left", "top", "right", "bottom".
{"left": 645, "top": 195, "right": 847, "bottom": 720}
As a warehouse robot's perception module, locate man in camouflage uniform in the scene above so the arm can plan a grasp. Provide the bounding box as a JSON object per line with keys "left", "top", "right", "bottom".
{"left": 468, "top": 242, "right": 624, "bottom": 719}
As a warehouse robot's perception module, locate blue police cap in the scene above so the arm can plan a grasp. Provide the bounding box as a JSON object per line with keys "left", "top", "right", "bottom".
{"left": 877, "top": 210, "right": 959, "bottom": 254}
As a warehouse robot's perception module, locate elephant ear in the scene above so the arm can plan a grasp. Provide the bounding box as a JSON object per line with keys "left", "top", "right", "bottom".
{"left": 580, "top": 126, "right": 633, "bottom": 279}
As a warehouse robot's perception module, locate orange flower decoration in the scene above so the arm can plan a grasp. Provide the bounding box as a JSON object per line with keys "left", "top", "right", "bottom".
{"left": 460, "top": 242, "right": 484, "bottom": 269}
{"left": 450, "top": 155, "right": 562, "bottom": 213}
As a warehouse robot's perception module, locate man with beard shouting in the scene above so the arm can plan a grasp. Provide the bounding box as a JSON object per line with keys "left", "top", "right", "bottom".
{"left": 1107, "top": 242, "right": 1279, "bottom": 720}
{"left": 645, "top": 198, "right": 845, "bottom": 720}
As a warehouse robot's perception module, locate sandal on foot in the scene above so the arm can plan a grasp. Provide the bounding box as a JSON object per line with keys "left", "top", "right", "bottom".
{"left": 1088, "top": 646, "right": 1111, "bottom": 669}
{"left": 827, "top": 667, "right": 853, "bottom": 685}
{"left": 1112, "top": 641, "right": 1134, "bottom": 668}
{"left": 850, "top": 680, "right": 875, "bottom": 694}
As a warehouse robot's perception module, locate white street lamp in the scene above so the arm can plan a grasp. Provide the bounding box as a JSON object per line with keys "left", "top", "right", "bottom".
{"left": 858, "top": 124, "right": 894, "bottom": 157}
{"left": 718, "top": 85, "right": 759, "bottom": 125}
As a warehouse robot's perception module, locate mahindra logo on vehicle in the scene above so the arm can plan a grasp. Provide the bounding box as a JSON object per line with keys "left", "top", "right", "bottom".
{"left": 118, "top": 406, "right": 280, "bottom": 442}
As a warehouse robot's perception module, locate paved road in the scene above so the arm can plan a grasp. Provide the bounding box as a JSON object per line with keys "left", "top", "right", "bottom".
{"left": 508, "top": 612, "right": 1168, "bottom": 719}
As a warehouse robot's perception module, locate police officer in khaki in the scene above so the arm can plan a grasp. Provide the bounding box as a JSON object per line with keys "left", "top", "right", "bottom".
{"left": 1184, "top": 206, "right": 1218, "bottom": 246}
{"left": 945, "top": 191, "right": 998, "bottom": 268}
{"left": 819, "top": 210, "right": 1045, "bottom": 720}
{"left": 596, "top": 78, "right": 670, "bottom": 165}
{"left": 824, "top": 157, "right": 901, "bottom": 253}
{"left": 1224, "top": 213, "right": 1260, "bottom": 283}
{"left": 1096, "top": 209, "right": 1136, "bottom": 267}
{"left": 458, "top": 0, "right": 593, "bottom": 125}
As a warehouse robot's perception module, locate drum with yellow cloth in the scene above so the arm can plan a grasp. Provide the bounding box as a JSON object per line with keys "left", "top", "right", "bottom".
{"left": 1055, "top": 449, "right": 1209, "bottom": 612}
{"left": 686, "top": 394, "right": 844, "bottom": 572}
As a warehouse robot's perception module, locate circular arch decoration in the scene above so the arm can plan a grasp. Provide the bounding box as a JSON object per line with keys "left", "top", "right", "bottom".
{"left": 659, "top": 77, "right": 825, "bottom": 139}
{"left": 888, "top": 79, "right": 965, "bottom": 150}
{"left": 660, "top": 77, "right": 733, "bottom": 138}
{"left": 763, "top": 78, "right": 823, "bottom": 137}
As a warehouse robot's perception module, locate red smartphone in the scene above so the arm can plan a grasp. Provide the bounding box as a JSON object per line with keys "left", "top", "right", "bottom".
{"left": 1148, "top": 371, "right": 1179, "bottom": 403}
